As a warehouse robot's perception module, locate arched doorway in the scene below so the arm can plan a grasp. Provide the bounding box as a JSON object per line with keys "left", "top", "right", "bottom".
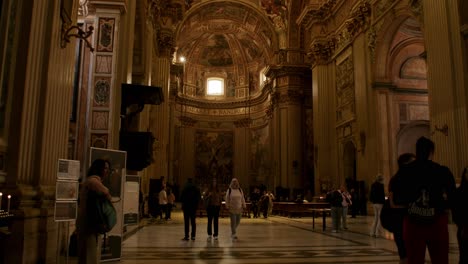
{"left": 343, "top": 140, "right": 357, "bottom": 183}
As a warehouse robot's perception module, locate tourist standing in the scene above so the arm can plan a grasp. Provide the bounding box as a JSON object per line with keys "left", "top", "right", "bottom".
{"left": 225, "top": 178, "right": 246, "bottom": 240}
{"left": 180, "top": 178, "right": 201, "bottom": 241}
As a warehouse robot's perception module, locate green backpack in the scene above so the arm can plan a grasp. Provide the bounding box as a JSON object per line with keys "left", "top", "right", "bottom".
{"left": 87, "top": 191, "right": 117, "bottom": 234}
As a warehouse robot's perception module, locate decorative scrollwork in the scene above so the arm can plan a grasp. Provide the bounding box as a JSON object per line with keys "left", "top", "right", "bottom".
{"left": 61, "top": 23, "right": 95, "bottom": 51}
{"left": 432, "top": 124, "right": 449, "bottom": 136}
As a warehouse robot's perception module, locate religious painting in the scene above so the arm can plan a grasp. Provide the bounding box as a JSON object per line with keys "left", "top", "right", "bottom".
{"left": 200, "top": 35, "right": 233, "bottom": 67}
{"left": 97, "top": 18, "right": 115, "bottom": 52}
{"left": 93, "top": 77, "right": 111, "bottom": 107}
{"left": 250, "top": 125, "right": 271, "bottom": 182}
{"left": 194, "top": 130, "right": 233, "bottom": 186}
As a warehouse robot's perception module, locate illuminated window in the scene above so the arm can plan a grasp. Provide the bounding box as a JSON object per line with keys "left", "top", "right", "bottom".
{"left": 207, "top": 78, "right": 224, "bottom": 96}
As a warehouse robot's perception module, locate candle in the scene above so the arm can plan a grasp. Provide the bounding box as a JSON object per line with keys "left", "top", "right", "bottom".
{"left": 7, "top": 195, "right": 11, "bottom": 213}
{"left": 0, "top": 192, "right": 2, "bottom": 210}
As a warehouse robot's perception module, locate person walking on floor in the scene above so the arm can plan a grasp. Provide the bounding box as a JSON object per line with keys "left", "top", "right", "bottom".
{"left": 369, "top": 173, "right": 385, "bottom": 237}
{"left": 76, "top": 159, "right": 112, "bottom": 264}
{"left": 180, "top": 178, "right": 201, "bottom": 241}
{"left": 340, "top": 185, "right": 352, "bottom": 230}
{"left": 158, "top": 182, "right": 168, "bottom": 220}
{"left": 392, "top": 137, "right": 456, "bottom": 264}
{"left": 205, "top": 179, "right": 222, "bottom": 241}
{"left": 453, "top": 167, "right": 468, "bottom": 264}
{"left": 225, "top": 178, "right": 246, "bottom": 240}
{"left": 388, "top": 153, "right": 416, "bottom": 264}
{"left": 327, "top": 188, "right": 343, "bottom": 233}
{"left": 166, "top": 187, "right": 175, "bottom": 220}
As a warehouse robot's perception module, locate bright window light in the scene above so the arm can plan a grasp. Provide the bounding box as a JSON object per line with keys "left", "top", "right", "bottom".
{"left": 207, "top": 78, "right": 224, "bottom": 96}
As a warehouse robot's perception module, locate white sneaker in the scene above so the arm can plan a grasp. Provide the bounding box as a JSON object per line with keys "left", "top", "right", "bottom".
{"left": 213, "top": 236, "right": 218, "bottom": 241}
{"left": 207, "top": 236, "right": 212, "bottom": 241}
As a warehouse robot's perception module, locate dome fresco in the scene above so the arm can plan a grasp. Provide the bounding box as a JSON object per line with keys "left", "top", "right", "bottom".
{"left": 175, "top": 1, "right": 278, "bottom": 101}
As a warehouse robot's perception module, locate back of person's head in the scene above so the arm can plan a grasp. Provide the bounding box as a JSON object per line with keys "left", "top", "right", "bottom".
{"left": 375, "top": 174, "right": 384, "bottom": 183}
{"left": 416, "top": 136, "right": 434, "bottom": 160}
{"left": 461, "top": 167, "right": 468, "bottom": 189}
{"left": 397, "top": 153, "right": 416, "bottom": 167}
{"left": 87, "top": 159, "right": 110, "bottom": 178}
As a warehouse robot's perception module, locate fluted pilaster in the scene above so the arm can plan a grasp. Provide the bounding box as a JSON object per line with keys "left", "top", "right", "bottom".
{"left": 422, "top": 0, "right": 468, "bottom": 177}
{"left": 312, "top": 63, "right": 338, "bottom": 192}
{"left": 148, "top": 57, "right": 171, "bottom": 179}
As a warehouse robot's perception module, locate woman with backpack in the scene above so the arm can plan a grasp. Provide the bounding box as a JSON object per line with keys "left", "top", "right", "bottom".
{"left": 76, "top": 159, "right": 112, "bottom": 264}
{"left": 225, "top": 178, "right": 246, "bottom": 240}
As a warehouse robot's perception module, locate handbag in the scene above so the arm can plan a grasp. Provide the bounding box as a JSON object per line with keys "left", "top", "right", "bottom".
{"left": 380, "top": 199, "right": 404, "bottom": 233}
{"left": 87, "top": 191, "right": 117, "bottom": 234}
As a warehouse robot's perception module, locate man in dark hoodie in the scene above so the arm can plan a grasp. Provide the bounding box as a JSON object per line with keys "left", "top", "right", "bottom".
{"left": 180, "top": 178, "right": 201, "bottom": 241}
{"left": 392, "top": 137, "right": 456, "bottom": 264}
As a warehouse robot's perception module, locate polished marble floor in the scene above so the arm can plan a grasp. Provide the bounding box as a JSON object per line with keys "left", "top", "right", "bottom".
{"left": 116, "top": 210, "right": 460, "bottom": 264}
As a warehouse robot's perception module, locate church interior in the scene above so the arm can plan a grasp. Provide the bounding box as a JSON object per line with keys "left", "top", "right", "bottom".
{"left": 0, "top": 0, "right": 467, "bottom": 263}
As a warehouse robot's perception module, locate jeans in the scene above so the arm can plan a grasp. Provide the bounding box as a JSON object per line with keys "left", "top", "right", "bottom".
{"left": 331, "top": 206, "right": 342, "bottom": 231}
{"left": 230, "top": 213, "right": 241, "bottom": 235}
{"left": 403, "top": 214, "right": 449, "bottom": 264}
{"left": 371, "top": 203, "right": 383, "bottom": 235}
{"left": 183, "top": 209, "right": 197, "bottom": 238}
{"left": 341, "top": 206, "right": 349, "bottom": 228}
{"left": 207, "top": 206, "right": 220, "bottom": 236}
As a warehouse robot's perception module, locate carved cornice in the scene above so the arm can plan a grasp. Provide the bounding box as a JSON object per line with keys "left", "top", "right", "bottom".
{"left": 264, "top": 65, "right": 311, "bottom": 79}
{"left": 156, "top": 28, "right": 175, "bottom": 58}
{"left": 296, "top": 0, "right": 338, "bottom": 29}
{"left": 233, "top": 118, "right": 252, "bottom": 128}
{"left": 409, "top": 0, "right": 423, "bottom": 22}
{"left": 344, "top": 1, "right": 371, "bottom": 38}
{"left": 312, "top": 1, "right": 371, "bottom": 60}
{"left": 272, "top": 90, "right": 303, "bottom": 106}
{"left": 308, "top": 38, "right": 336, "bottom": 65}
{"left": 148, "top": 0, "right": 186, "bottom": 58}
{"left": 178, "top": 115, "right": 197, "bottom": 127}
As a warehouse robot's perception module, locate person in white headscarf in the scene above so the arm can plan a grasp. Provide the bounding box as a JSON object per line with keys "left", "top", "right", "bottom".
{"left": 225, "top": 178, "right": 246, "bottom": 240}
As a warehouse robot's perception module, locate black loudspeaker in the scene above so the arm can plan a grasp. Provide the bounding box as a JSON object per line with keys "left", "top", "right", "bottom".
{"left": 119, "top": 132, "right": 154, "bottom": 171}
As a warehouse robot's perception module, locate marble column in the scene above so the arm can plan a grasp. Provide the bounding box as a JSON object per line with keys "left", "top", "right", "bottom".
{"left": 268, "top": 67, "right": 309, "bottom": 199}
{"left": 422, "top": 0, "right": 468, "bottom": 177}
{"left": 147, "top": 56, "right": 171, "bottom": 179}
{"left": 2, "top": 0, "right": 79, "bottom": 263}
{"left": 312, "top": 63, "right": 338, "bottom": 194}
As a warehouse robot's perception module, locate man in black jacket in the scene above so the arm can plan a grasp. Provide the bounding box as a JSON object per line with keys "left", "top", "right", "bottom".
{"left": 180, "top": 178, "right": 201, "bottom": 241}
{"left": 392, "top": 137, "right": 455, "bottom": 264}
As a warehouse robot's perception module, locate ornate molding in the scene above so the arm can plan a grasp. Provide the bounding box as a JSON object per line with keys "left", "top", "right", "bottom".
{"left": 367, "top": 26, "right": 377, "bottom": 63}
{"left": 234, "top": 118, "right": 252, "bottom": 128}
{"left": 296, "top": 0, "right": 338, "bottom": 29}
{"left": 78, "top": 0, "right": 89, "bottom": 17}
{"left": 308, "top": 38, "right": 336, "bottom": 65}
{"left": 334, "top": 1, "right": 372, "bottom": 53}
{"left": 264, "top": 65, "right": 311, "bottom": 79}
{"left": 156, "top": 28, "right": 175, "bottom": 58}
{"left": 178, "top": 115, "right": 197, "bottom": 127}
{"left": 409, "top": 0, "right": 424, "bottom": 23}
{"left": 272, "top": 90, "right": 303, "bottom": 105}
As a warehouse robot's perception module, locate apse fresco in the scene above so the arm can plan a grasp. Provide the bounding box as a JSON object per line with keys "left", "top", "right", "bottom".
{"left": 194, "top": 130, "right": 234, "bottom": 186}
{"left": 200, "top": 35, "right": 233, "bottom": 67}
{"left": 250, "top": 126, "right": 271, "bottom": 182}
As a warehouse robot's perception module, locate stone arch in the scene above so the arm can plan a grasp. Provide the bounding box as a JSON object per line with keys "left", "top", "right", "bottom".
{"left": 396, "top": 120, "right": 430, "bottom": 156}
{"left": 373, "top": 9, "right": 421, "bottom": 82}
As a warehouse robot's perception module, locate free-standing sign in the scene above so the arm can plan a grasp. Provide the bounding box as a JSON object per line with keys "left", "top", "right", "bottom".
{"left": 54, "top": 159, "right": 80, "bottom": 222}
{"left": 123, "top": 175, "right": 140, "bottom": 226}
{"left": 90, "top": 147, "right": 126, "bottom": 262}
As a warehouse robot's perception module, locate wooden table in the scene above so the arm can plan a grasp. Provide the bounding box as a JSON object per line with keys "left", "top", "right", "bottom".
{"left": 309, "top": 208, "right": 331, "bottom": 231}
